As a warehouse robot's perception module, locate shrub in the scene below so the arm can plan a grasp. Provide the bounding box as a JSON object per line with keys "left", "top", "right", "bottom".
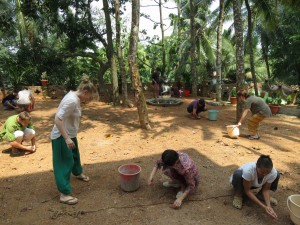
{"left": 266, "top": 94, "right": 282, "bottom": 106}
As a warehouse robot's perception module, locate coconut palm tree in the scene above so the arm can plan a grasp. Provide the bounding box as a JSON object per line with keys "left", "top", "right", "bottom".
{"left": 172, "top": 0, "right": 215, "bottom": 95}
{"left": 232, "top": 0, "right": 245, "bottom": 121}
{"left": 216, "top": 0, "right": 225, "bottom": 101}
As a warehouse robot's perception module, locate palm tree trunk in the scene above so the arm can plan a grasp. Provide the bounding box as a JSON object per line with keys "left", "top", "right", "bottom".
{"left": 260, "top": 31, "right": 271, "bottom": 79}
{"left": 159, "top": 0, "right": 166, "bottom": 75}
{"left": 233, "top": 0, "right": 245, "bottom": 122}
{"left": 174, "top": 0, "right": 182, "bottom": 81}
{"left": 216, "top": 0, "right": 225, "bottom": 102}
{"left": 190, "top": 0, "right": 197, "bottom": 96}
{"left": 16, "top": 0, "right": 25, "bottom": 47}
{"left": 245, "top": 0, "right": 258, "bottom": 96}
{"left": 103, "top": 0, "right": 119, "bottom": 106}
{"left": 129, "top": 0, "right": 151, "bottom": 130}
{"left": 115, "top": 0, "right": 128, "bottom": 106}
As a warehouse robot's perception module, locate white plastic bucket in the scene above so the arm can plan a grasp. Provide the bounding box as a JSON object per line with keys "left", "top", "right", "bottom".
{"left": 287, "top": 194, "right": 300, "bottom": 225}
{"left": 226, "top": 125, "right": 240, "bottom": 139}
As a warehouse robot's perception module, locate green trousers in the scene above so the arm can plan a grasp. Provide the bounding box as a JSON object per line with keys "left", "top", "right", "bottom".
{"left": 52, "top": 136, "right": 83, "bottom": 195}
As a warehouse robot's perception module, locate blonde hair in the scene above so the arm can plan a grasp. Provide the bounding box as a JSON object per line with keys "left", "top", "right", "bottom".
{"left": 77, "top": 74, "right": 97, "bottom": 93}
{"left": 18, "top": 111, "right": 31, "bottom": 121}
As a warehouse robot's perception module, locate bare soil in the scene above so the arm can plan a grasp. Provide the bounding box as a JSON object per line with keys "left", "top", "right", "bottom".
{"left": 0, "top": 93, "right": 299, "bottom": 225}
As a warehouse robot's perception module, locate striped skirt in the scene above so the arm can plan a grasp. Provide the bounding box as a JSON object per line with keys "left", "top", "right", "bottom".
{"left": 248, "top": 114, "right": 265, "bottom": 134}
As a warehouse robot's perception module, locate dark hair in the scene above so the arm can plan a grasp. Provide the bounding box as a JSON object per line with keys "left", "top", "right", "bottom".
{"left": 198, "top": 99, "right": 205, "bottom": 106}
{"left": 162, "top": 149, "right": 179, "bottom": 166}
{"left": 257, "top": 155, "right": 273, "bottom": 169}
{"left": 155, "top": 67, "right": 161, "bottom": 72}
{"left": 237, "top": 89, "right": 249, "bottom": 98}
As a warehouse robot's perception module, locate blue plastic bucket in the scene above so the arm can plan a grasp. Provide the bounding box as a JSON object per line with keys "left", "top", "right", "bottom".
{"left": 208, "top": 110, "right": 219, "bottom": 121}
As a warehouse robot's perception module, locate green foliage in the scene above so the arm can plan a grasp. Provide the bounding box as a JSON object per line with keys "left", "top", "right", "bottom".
{"left": 1, "top": 0, "right": 299, "bottom": 93}
{"left": 226, "top": 69, "right": 237, "bottom": 83}
{"left": 266, "top": 93, "right": 282, "bottom": 106}
{"left": 286, "top": 95, "right": 292, "bottom": 104}
{"left": 41, "top": 71, "right": 47, "bottom": 80}
{"left": 269, "top": 6, "right": 300, "bottom": 84}
{"left": 248, "top": 89, "right": 255, "bottom": 96}
{"left": 230, "top": 87, "right": 237, "bottom": 97}
{"left": 182, "top": 71, "right": 191, "bottom": 89}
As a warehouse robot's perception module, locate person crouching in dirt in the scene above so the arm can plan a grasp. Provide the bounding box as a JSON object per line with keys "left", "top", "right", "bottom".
{"left": 237, "top": 89, "right": 272, "bottom": 140}
{"left": 187, "top": 99, "right": 207, "bottom": 119}
{"left": 2, "top": 90, "right": 18, "bottom": 110}
{"left": 231, "top": 155, "right": 280, "bottom": 219}
{"left": 0, "top": 111, "right": 36, "bottom": 156}
{"left": 148, "top": 149, "right": 200, "bottom": 209}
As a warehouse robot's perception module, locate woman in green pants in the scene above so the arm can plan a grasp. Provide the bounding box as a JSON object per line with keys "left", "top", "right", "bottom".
{"left": 51, "top": 76, "right": 97, "bottom": 205}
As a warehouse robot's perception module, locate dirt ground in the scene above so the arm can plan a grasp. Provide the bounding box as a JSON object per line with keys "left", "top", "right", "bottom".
{"left": 0, "top": 92, "right": 299, "bottom": 225}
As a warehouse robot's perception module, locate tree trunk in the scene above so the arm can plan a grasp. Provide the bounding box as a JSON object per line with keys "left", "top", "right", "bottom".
{"left": 245, "top": 0, "right": 258, "bottom": 96}
{"left": 159, "top": 0, "right": 166, "bottom": 76}
{"left": 115, "top": 0, "right": 128, "bottom": 106}
{"left": 190, "top": 0, "right": 197, "bottom": 96}
{"left": 103, "top": 0, "right": 119, "bottom": 106}
{"left": 261, "top": 32, "right": 271, "bottom": 80}
{"left": 233, "top": 0, "right": 245, "bottom": 122}
{"left": 216, "top": 0, "right": 225, "bottom": 102}
{"left": 16, "top": 0, "right": 25, "bottom": 47}
{"left": 97, "top": 62, "right": 110, "bottom": 100}
{"left": 129, "top": 0, "right": 151, "bottom": 130}
{"left": 174, "top": 1, "right": 182, "bottom": 82}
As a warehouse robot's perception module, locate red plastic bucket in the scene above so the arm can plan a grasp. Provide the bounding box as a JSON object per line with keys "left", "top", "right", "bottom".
{"left": 183, "top": 90, "right": 190, "bottom": 97}
{"left": 118, "top": 164, "right": 141, "bottom": 192}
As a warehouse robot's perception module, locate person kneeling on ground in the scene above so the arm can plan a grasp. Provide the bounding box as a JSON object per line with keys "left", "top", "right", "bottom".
{"left": 230, "top": 154, "right": 279, "bottom": 220}
{"left": 2, "top": 90, "right": 18, "bottom": 110}
{"left": 148, "top": 149, "right": 200, "bottom": 209}
{"left": 187, "top": 99, "right": 207, "bottom": 119}
{"left": 0, "top": 111, "right": 36, "bottom": 156}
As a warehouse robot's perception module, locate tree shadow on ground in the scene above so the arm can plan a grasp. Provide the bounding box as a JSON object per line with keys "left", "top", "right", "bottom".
{"left": 0, "top": 148, "right": 296, "bottom": 225}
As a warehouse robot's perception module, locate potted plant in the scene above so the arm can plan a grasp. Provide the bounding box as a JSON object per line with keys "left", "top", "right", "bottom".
{"left": 230, "top": 87, "right": 237, "bottom": 105}
{"left": 266, "top": 94, "right": 282, "bottom": 115}
{"left": 41, "top": 71, "right": 48, "bottom": 86}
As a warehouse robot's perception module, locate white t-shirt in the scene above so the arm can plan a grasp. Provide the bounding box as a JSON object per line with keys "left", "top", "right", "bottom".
{"left": 17, "top": 90, "right": 32, "bottom": 105}
{"left": 239, "top": 162, "right": 277, "bottom": 188}
{"left": 51, "top": 91, "right": 81, "bottom": 140}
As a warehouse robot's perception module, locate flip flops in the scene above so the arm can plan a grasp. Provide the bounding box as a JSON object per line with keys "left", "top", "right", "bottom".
{"left": 60, "top": 194, "right": 78, "bottom": 205}
{"left": 248, "top": 135, "right": 260, "bottom": 140}
{"left": 162, "top": 181, "right": 180, "bottom": 188}
{"left": 232, "top": 196, "right": 243, "bottom": 209}
{"left": 76, "top": 173, "right": 90, "bottom": 182}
